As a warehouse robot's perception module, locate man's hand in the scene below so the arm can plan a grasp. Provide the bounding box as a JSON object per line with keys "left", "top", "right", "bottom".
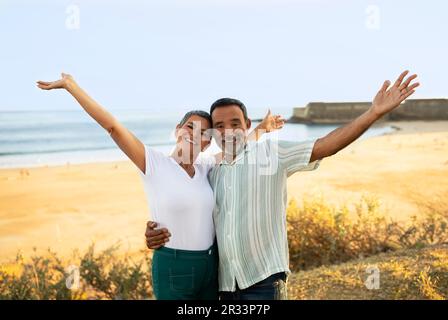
{"left": 310, "top": 70, "right": 421, "bottom": 162}
{"left": 145, "top": 221, "right": 171, "bottom": 250}
{"left": 370, "top": 70, "right": 420, "bottom": 117}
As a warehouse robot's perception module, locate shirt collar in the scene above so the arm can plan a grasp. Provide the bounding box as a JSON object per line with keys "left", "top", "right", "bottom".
{"left": 220, "top": 141, "right": 257, "bottom": 166}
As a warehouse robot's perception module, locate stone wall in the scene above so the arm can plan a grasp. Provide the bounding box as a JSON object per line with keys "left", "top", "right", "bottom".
{"left": 290, "top": 99, "right": 448, "bottom": 123}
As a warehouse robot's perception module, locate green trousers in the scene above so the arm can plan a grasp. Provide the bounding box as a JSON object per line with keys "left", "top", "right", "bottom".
{"left": 151, "top": 242, "right": 219, "bottom": 300}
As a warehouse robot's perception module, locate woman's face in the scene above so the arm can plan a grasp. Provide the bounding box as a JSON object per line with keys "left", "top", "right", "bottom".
{"left": 175, "top": 115, "right": 212, "bottom": 158}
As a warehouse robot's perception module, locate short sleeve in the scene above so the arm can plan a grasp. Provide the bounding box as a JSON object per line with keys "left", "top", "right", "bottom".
{"left": 277, "top": 140, "right": 321, "bottom": 176}
{"left": 140, "top": 144, "right": 166, "bottom": 177}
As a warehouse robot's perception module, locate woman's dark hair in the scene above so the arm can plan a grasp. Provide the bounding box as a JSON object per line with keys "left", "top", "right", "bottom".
{"left": 179, "top": 110, "right": 212, "bottom": 127}
{"left": 209, "top": 98, "right": 248, "bottom": 121}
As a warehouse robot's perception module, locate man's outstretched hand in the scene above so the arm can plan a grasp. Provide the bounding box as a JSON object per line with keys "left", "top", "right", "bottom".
{"left": 371, "top": 70, "right": 420, "bottom": 117}
{"left": 145, "top": 221, "right": 171, "bottom": 250}
{"left": 310, "top": 70, "right": 420, "bottom": 163}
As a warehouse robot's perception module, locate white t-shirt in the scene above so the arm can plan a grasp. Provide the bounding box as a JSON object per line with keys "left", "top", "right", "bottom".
{"left": 139, "top": 145, "right": 216, "bottom": 251}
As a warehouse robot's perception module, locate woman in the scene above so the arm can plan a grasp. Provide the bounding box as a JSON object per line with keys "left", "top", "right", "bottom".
{"left": 36, "top": 73, "right": 285, "bottom": 300}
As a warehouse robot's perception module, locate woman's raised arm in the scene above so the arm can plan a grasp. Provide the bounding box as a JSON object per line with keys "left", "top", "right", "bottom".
{"left": 37, "top": 73, "right": 146, "bottom": 174}
{"left": 247, "top": 109, "right": 285, "bottom": 141}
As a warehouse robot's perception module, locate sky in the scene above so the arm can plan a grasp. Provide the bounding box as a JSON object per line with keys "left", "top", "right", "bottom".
{"left": 0, "top": 0, "right": 447, "bottom": 115}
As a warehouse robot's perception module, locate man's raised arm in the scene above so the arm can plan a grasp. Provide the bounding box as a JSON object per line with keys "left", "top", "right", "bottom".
{"left": 310, "top": 70, "right": 420, "bottom": 163}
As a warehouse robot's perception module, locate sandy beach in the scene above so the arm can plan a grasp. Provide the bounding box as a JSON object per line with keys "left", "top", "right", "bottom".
{"left": 0, "top": 121, "right": 447, "bottom": 263}
{"left": 288, "top": 121, "right": 448, "bottom": 221}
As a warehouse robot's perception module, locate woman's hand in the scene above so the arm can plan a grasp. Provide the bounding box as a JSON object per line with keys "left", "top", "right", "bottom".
{"left": 37, "top": 71, "right": 146, "bottom": 173}
{"left": 37, "top": 73, "right": 75, "bottom": 90}
{"left": 248, "top": 110, "right": 285, "bottom": 142}
{"left": 258, "top": 109, "right": 285, "bottom": 133}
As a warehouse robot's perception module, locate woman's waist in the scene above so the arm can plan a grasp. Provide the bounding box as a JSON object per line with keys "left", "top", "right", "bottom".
{"left": 155, "top": 241, "right": 218, "bottom": 258}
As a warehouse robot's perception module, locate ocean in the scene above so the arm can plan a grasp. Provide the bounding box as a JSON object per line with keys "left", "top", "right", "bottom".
{"left": 0, "top": 109, "right": 394, "bottom": 168}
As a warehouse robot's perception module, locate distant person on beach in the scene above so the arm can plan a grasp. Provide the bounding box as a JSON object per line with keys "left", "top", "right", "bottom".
{"left": 36, "top": 73, "right": 284, "bottom": 300}
{"left": 145, "top": 70, "right": 420, "bottom": 300}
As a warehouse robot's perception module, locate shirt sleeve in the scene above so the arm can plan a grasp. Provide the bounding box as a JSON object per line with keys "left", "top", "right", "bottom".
{"left": 277, "top": 139, "right": 321, "bottom": 176}
{"left": 139, "top": 144, "right": 166, "bottom": 177}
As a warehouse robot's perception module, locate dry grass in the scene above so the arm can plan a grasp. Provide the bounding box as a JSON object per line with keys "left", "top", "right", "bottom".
{"left": 287, "top": 244, "right": 448, "bottom": 300}
{"left": 0, "top": 245, "right": 153, "bottom": 300}
{"left": 287, "top": 196, "right": 448, "bottom": 271}
{"left": 0, "top": 196, "right": 447, "bottom": 300}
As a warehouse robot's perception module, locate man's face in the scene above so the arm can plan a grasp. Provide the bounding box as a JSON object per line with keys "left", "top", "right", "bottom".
{"left": 211, "top": 105, "right": 251, "bottom": 157}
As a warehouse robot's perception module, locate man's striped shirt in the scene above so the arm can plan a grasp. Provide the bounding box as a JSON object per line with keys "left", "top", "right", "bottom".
{"left": 208, "top": 139, "right": 321, "bottom": 292}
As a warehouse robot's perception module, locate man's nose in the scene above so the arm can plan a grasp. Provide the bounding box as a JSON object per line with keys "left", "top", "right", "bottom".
{"left": 223, "top": 126, "right": 236, "bottom": 134}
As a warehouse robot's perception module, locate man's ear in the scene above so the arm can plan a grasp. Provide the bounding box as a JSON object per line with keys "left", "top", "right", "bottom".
{"left": 246, "top": 118, "right": 252, "bottom": 130}
{"left": 175, "top": 124, "right": 181, "bottom": 136}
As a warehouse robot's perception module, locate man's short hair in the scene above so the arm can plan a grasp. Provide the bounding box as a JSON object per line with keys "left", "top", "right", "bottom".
{"left": 209, "top": 98, "right": 248, "bottom": 121}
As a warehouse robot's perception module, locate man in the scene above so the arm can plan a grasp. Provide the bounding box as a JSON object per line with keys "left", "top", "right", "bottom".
{"left": 145, "top": 71, "right": 419, "bottom": 300}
